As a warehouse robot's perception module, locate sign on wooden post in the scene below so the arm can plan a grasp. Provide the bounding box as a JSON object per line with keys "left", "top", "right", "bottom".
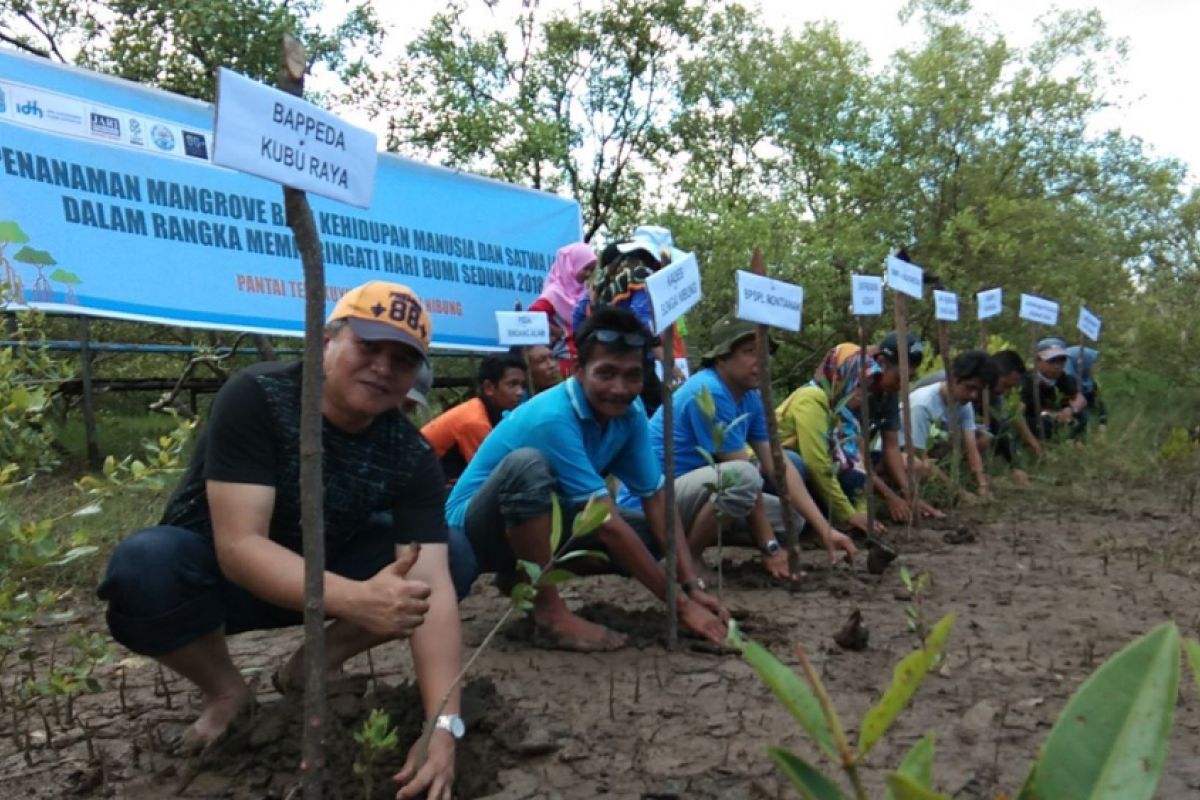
{"left": 735, "top": 270, "right": 803, "bottom": 331}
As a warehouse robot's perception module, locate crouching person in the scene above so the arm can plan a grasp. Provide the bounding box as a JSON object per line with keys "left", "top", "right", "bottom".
{"left": 98, "top": 282, "right": 461, "bottom": 800}
{"left": 445, "top": 306, "right": 730, "bottom": 651}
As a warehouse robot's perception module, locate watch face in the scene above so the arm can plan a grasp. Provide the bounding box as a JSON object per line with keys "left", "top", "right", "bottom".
{"left": 765, "top": 540, "right": 781, "bottom": 555}
{"left": 439, "top": 714, "right": 465, "bottom": 739}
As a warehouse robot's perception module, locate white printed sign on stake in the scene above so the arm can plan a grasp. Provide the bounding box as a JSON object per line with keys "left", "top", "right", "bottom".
{"left": 1077, "top": 306, "right": 1102, "bottom": 341}
{"left": 885, "top": 254, "right": 924, "bottom": 299}
{"left": 495, "top": 311, "right": 550, "bottom": 345}
{"left": 735, "top": 270, "right": 803, "bottom": 331}
{"left": 851, "top": 275, "right": 883, "bottom": 316}
{"left": 933, "top": 290, "right": 959, "bottom": 322}
{"left": 1019, "top": 293, "right": 1059, "bottom": 326}
{"left": 976, "top": 288, "right": 1003, "bottom": 320}
{"left": 212, "top": 67, "right": 379, "bottom": 208}
{"left": 644, "top": 253, "right": 702, "bottom": 334}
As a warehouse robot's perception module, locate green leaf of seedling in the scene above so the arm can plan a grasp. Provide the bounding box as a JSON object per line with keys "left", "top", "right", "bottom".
{"left": 884, "top": 735, "right": 936, "bottom": 800}
{"left": 1016, "top": 622, "right": 1180, "bottom": 800}
{"left": 695, "top": 386, "right": 716, "bottom": 422}
{"left": 509, "top": 583, "right": 536, "bottom": 608}
{"left": 859, "top": 613, "right": 955, "bottom": 758}
{"left": 767, "top": 747, "right": 846, "bottom": 800}
{"left": 516, "top": 559, "right": 542, "bottom": 584}
{"left": 696, "top": 445, "right": 717, "bottom": 467}
{"left": 1183, "top": 638, "right": 1200, "bottom": 694}
{"left": 726, "top": 621, "right": 838, "bottom": 760}
{"left": 49, "top": 545, "right": 98, "bottom": 566}
{"left": 727, "top": 412, "right": 750, "bottom": 434}
{"left": 549, "top": 493, "right": 562, "bottom": 553}
{"left": 554, "top": 549, "right": 608, "bottom": 564}
{"left": 884, "top": 773, "right": 951, "bottom": 800}
{"left": 899, "top": 565, "right": 913, "bottom": 592}
{"left": 571, "top": 496, "right": 610, "bottom": 540}
{"left": 538, "top": 568, "right": 576, "bottom": 588}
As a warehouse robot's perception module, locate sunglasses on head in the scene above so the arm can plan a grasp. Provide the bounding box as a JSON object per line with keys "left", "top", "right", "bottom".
{"left": 587, "top": 328, "right": 648, "bottom": 348}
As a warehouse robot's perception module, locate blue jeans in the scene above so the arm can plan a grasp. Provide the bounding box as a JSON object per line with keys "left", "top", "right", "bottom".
{"left": 98, "top": 517, "right": 397, "bottom": 657}
{"left": 448, "top": 448, "right": 658, "bottom": 600}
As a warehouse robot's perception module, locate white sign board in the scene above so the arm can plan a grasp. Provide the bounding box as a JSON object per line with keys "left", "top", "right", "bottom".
{"left": 851, "top": 275, "right": 883, "bottom": 316}
{"left": 977, "top": 288, "right": 1003, "bottom": 320}
{"left": 212, "top": 67, "right": 379, "bottom": 208}
{"left": 1019, "top": 293, "right": 1059, "bottom": 326}
{"left": 885, "top": 254, "right": 924, "bottom": 299}
{"left": 495, "top": 311, "right": 550, "bottom": 345}
{"left": 735, "top": 270, "right": 803, "bottom": 331}
{"left": 1078, "top": 306, "right": 1102, "bottom": 341}
{"left": 644, "top": 253, "right": 702, "bottom": 334}
{"left": 933, "top": 290, "right": 959, "bottom": 322}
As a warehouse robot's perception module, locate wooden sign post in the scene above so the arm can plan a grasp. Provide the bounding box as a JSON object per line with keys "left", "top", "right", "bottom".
{"left": 645, "top": 251, "right": 702, "bottom": 648}
{"left": 976, "top": 288, "right": 1003, "bottom": 431}
{"left": 851, "top": 274, "right": 884, "bottom": 543}
{"left": 1019, "top": 293, "right": 1061, "bottom": 436}
{"left": 933, "top": 287, "right": 961, "bottom": 487}
{"left": 739, "top": 250, "right": 805, "bottom": 575}
{"left": 886, "top": 253, "right": 925, "bottom": 535}
{"left": 213, "top": 36, "right": 380, "bottom": 798}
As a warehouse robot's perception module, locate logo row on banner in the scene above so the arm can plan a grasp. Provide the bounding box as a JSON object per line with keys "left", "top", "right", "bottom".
{"left": 493, "top": 255, "right": 1103, "bottom": 344}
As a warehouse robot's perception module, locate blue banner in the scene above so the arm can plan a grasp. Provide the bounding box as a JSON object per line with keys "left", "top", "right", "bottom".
{"left": 0, "top": 50, "right": 581, "bottom": 349}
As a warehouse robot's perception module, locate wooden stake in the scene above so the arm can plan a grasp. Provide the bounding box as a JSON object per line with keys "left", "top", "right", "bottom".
{"left": 659, "top": 322, "right": 678, "bottom": 649}
{"left": 856, "top": 319, "right": 876, "bottom": 539}
{"left": 750, "top": 248, "right": 800, "bottom": 573}
{"left": 278, "top": 35, "right": 328, "bottom": 800}
{"left": 894, "top": 294, "right": 919, "bottom": 531}
{"left": 1030, "top": 326, "right": 1043, "bottom": 434}
{"left": 979, "top": 318, "right": 991, "bottom": 429}
{"left": 77, "top": 315, "right": 100, "bottom": 470}
{"left": 937, "top": 318, "right": 961, "bottom": 488}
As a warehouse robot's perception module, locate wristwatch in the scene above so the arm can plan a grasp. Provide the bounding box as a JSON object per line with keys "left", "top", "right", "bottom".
{"left": 681, "top": 577, "right": 707, "bottom": 594}
{"left": 762, "top": 538, "right": 782, "bottom": 556}
{"left": 435, "top": 713, "right": 465, "bottom": 740}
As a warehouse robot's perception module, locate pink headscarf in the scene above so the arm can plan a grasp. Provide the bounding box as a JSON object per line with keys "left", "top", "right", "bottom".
{"left": 538, "top": 242, "right": 596, "bottom": 325}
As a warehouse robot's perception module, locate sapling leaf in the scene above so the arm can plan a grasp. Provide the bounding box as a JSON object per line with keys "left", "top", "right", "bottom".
{"left": 538, "top": 568, "right": 576, "bottom": 587}
{"left": 549, "top": 493, "right": 562, "bottom": 554}
{"left": 696, "top": 446, "right": 717, "bottom": 467}
{"left": 767, "top": 747, "right": 846, "bottom": 800}
{"left": 884, "top": 734, "right": 936, "bottom": 800}
{"left": 695, "top": 386, "right": 716, "bottom": 422}
{"left": 509, "top": 583, "right": 536, "bottom": 608}
{"left": 884, "top": 773, "right": 951, "bottom": 800}
{"left": 1182, "top": 638, "right": 1200, "bottom": 694}
{"left": 572, "top": 497, "right": 610, "bottom": 539}
{"left": 49, "top": 545, "right": 98, "bottom": 566}
{"left": 1015, "top": 622, "right": 1180, "bottom": 800}
{"left": 726, "top": 621, "right": 838, "bottom": 760}
{"left": 517, "top": 559, "right": 542, "bottom": 584}
{"left": 858, "top": 613, "right": 955, "bottom": 758}
{"left": 554, "top": 549, "right": 608, "bottom": 564}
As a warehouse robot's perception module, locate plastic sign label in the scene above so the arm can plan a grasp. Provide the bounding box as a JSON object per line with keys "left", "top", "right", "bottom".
{"left": 851, "top": 275, "right": 883, "bottom": 316}
{"left": 212, "top": 68, "right": 379, "bottom": 208}
{"left": 885, "top": 254, "right": 924, "bottom": 299}
{"left": 1078, "top": 306, "right": 1102, "bottom": 341}
{"left": 1019, "top": 293, "right": 1059, "bottom": 326}
{"left": 495, "top": 311, "right": 550, "bottom": 345}
{"left": 645, "top": 253, "right": 702, "bottom": 334}
{"left": 933, "top": 289, "right": 959, "bottom": 322}
{"left": 977, "top": 287, "right": 1003, "bottom": 320}
{"left": 735, "top": 270, "right": 803, "bottom": 331}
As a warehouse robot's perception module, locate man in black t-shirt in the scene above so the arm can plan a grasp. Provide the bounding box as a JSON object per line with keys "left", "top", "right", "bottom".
{"left": 99, "top": 282, "right": 460, "bottom": 800}
{"left": 1021, "top": 337, "right": 1087, "bottom": 440}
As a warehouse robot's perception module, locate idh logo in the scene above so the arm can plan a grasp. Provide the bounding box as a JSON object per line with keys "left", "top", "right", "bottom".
{"left": 17, "top": 99, "right": 42, "bottom": 118}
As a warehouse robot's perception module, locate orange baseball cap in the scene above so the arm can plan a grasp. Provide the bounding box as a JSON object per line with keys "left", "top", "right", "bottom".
{"left": 327, "top": 281, "right": 432, "bottom": 362}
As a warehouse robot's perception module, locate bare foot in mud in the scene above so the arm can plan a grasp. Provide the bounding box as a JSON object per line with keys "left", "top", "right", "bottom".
{"left": 176, "top": 682, "right": 254, "bottom": 755}
{"left": 532, "top": 607, "right": 626, "bottom": 652}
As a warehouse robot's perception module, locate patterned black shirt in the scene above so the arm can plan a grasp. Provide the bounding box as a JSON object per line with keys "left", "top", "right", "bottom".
{"left": 161, "top": 361, "right": 447, "bottom": 548}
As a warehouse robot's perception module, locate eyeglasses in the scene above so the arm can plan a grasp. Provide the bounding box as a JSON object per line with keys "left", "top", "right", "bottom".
{"left": 587, "top": 328, "right": 648, "bottom": 348}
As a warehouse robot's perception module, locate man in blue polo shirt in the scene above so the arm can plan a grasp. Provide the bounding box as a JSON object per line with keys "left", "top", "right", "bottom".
{"left": 620, "top": 318, "right": 857, "bottom": 580}
{"left": 445, "top": 306, "right": 729, "bottom": 651}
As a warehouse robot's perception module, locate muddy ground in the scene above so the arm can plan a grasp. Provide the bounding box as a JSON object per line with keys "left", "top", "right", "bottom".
{"left": 3, "top": 485, "right": 1200, "bottom": 799}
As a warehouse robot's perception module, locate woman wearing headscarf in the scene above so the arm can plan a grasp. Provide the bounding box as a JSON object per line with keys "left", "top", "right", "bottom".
{"left": 775, "top": 344, "right": 885, "bottom": 536}
{"left": 1063, "top": 345, "right": 1105, "bottom": 426}
{"left": 529, "top": 242, "right": 597, "bottom": 376}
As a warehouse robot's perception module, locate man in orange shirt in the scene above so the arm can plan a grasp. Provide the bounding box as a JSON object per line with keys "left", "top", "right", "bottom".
{"left": 421, "top": 353, "right": 527, "bottom": 483}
